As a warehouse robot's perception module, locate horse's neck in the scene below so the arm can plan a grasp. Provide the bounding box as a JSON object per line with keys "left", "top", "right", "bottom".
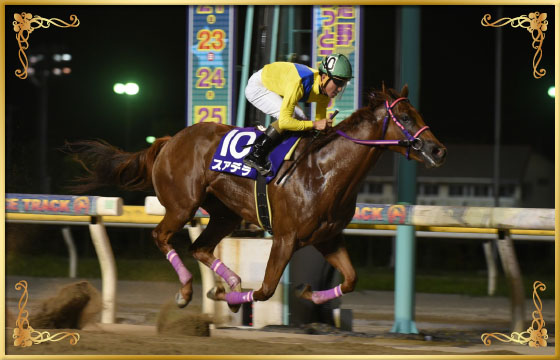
{"left": 326, "top": 111, "right": 384, "bottom": 171}
{"left": 313, "top": 114, "right": 385, "bottom": 205}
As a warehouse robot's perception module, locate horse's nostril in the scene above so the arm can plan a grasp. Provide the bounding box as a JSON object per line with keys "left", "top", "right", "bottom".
{"left": 432, "top": 147, "right": 447, "bottom": 160}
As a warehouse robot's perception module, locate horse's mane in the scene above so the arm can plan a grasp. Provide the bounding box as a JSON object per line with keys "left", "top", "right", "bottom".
{"left": 308, "top": 86, "right": 401, "bottom": 152}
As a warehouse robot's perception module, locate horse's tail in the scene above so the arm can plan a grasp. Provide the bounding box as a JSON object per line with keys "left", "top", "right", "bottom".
{"left": 64, "top": 136, "right": 171, "bottom": 193}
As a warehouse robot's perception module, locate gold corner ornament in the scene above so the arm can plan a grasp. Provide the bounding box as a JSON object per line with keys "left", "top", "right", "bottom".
{"left": 13, "top": 12, "right": 80, "bottom": 79}
{"left": 481, "top": 12, "right": 548, "bottom": 79}
{"left": 481, "top": 281, "right": 548, "bottom": 347}
{"left": 13, "top": 280, "right": 80, "bottom": 347}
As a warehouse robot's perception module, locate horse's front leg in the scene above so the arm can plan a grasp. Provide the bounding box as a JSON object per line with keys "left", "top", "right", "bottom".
{"left": 190, "top": 201, "right": 244, "bottom": 312}
{"left": 298, "top": 233, "right": 357, "bottom": 305}
{"left": 208, "top": 234, "right": 295, "bottom": 305}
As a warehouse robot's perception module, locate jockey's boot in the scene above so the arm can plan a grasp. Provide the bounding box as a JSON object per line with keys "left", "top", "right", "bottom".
{"left": 243, "top": 126, "right": 281, "bottom": 176}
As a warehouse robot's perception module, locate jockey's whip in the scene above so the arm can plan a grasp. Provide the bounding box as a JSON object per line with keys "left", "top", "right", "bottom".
{"left": 276, "top": 109, "right": 339, "bottom": 186}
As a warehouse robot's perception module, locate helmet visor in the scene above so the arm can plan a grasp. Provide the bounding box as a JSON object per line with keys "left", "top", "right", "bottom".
{"left": 331, "top": 77, "right": 349, "bottom": 100}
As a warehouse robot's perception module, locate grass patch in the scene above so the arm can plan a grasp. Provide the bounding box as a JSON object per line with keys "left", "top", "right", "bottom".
{"left": 355, "top": 266, "right": 555, "bottom": 299}
{"left": 6, "top": 253, "right": 201, "bottom": 283}
{"left": 6, "top": 254, "right": 554, "bottom": 299}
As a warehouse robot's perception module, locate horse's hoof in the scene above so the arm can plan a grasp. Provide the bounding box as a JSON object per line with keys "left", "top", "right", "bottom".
{"left": 294, "top": 283, "right": 312, "bottom": 300}
{"left": 206, "top": 285, "right": 225, "bottom": 301}
{"left": 227, "top": 283, "right": 243, "bottom": 313}
{"left": 175, "top": 291, "right": 188, "bottom": 308}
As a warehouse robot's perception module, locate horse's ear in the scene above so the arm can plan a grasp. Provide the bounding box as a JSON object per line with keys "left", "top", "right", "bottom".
{"left": 381, "top": 81, "right": 386, "bottom": 93}
{"left": 367, "top": 90, "right": 376, "bottom": 108}
{"left": 400, "top": 84, "right": 409, "bottom": 98}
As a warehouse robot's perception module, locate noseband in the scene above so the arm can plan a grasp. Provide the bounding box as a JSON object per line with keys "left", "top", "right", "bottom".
{"left": 335, "top": 97, "right": 430, "bottom": 159}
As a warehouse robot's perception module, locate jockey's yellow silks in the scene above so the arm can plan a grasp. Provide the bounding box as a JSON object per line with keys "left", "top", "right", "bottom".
{"left": 261, "top": 62, "right": 330, "bottom": 132}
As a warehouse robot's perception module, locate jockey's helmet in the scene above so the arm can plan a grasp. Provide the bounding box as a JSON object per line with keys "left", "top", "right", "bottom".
{"left": 318, "top": 53, "right": 353, "bottom": 80}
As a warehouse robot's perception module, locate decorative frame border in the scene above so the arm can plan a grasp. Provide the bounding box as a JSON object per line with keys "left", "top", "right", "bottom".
{"left": 481, "top": 11, "right": 549, "bottom": 79}
{"left": 12, "top": 280, "right": 80, "bottom": 347}
{"left": 12, "top": 12, "right": 80, "bottom": 79}
{"left": 1, "top": 2, "right": 557, "bottom": 359}
{"left": 481, "top": 281, "right": 549, "bottom": 347}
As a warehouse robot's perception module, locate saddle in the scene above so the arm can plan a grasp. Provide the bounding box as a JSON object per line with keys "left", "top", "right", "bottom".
{"left": 210, "top": 127, "right": 300, "bottom": 182}
{"left": 210, "top": 127, "right": 302, "bottom": 233}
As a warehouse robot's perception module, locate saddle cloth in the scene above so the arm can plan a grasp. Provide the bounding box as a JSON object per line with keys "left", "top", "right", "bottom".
{"left": 209, "top": 127, "right": 300, "bottom": 183}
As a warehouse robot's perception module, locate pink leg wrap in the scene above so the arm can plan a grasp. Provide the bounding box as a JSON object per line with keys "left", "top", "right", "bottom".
{"left": 311, "top": 284, "right": 343, "bottom": 304}
{"left": 211, "top": 259, "right": 241, "bottom": 289}
{"left": 167, "top": 249, "right": 192, "bottom": 285}
{"left": 225, "top": 290, "right": 254, "bottom": 305}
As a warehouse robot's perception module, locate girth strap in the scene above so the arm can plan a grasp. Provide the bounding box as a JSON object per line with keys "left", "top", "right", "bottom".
{"left": 255, "top": 174, "right": 273, "bottom": 234}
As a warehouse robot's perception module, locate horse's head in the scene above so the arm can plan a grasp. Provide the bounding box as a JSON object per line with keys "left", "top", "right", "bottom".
{"left": 368, "top": 84, "right": 447, "bottom": 168}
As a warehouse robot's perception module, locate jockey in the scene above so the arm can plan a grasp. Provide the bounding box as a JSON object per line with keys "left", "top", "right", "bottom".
{"left": 243, "top": 53, "right": 353, "bottom": 176}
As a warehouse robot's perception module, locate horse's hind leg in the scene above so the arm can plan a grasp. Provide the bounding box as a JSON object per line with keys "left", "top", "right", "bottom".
{"left": 298, "top": 233, "right": 357, "bottom": 305}
{"left": 152, "top": 210, "right": 195, "bottom": 307}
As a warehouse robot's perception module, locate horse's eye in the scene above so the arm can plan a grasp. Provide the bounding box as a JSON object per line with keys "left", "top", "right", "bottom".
{"left": 401, "top": 114, "right": 411, "bottom": 122}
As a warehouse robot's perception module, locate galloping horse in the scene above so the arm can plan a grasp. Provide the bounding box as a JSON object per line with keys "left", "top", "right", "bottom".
{"left": 67, "top": 84, "right": 446, "bottom": 311}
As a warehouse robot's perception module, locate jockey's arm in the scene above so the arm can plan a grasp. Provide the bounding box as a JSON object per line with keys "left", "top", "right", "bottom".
{"left": 277, "top": 84, "right": 314, "bottom": 131}
{"left": 312, "top": 97, "right": 332, "bottom": 130}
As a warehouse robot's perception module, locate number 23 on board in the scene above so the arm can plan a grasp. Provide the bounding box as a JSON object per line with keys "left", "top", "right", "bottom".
{"left": 197, "top": 29, "right": 226, "bottom": 51}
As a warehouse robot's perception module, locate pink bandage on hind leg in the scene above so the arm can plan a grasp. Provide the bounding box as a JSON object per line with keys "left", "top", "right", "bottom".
{"left": 167, "top": 249, "right": 192, "bottom": 285}
{"left": 225, "top": 290, "right": 254, "bottom": 305}
{"left": 311, "top": 284, "right": 343, "bottom": 304}
{"left": 211, "top": 259, "right": 241, "bottom": 289}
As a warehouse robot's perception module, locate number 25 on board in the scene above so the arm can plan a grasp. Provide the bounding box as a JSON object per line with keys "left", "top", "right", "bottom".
{"left": 194, "top": 106, "right": 226, "bottom": 124}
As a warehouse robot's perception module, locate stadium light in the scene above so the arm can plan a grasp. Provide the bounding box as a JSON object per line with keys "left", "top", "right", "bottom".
{"left": 113, "top": 82, "right": 139, "bottom": 95}
{"left": 548, "top": 86, "right": 555, "bottom": 98}
{"left": 146, "top": 136, "right": 156, "bottom": 144}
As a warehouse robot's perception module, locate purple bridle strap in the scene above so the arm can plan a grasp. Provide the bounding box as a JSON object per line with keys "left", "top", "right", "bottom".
{"left": 335, "top": 130, "right": 402, "bottom": 146}
{"left": 335, "top": 97, "right": 430, "bottom": 159}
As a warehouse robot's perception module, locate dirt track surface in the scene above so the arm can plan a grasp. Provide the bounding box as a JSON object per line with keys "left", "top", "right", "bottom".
{"left": 4, "top": 276, "right": 556, "bottom": 357}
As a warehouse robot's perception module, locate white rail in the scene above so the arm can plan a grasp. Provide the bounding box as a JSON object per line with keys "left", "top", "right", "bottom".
{"left": 6, "top": 194, "right": 555, "bottom": 329}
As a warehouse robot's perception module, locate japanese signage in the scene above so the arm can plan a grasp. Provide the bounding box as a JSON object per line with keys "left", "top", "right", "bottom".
{"left": 209, "top": 128, "right": 299, "bottom": 180}
{"left": 312, "top": 5, "right": 362, "bottom": 125}
{"left": 211, "top": 128, "right": 256, "bottom": 178}
{"left": 187, "top": 6, "right": 235, "bottom": 126}
{"left": 5, "top": 194, "right": 97, "bottom": 215}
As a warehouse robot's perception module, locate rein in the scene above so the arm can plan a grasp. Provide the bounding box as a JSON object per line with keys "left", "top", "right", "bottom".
{"left": 335, "top": 97, "right": 429, "bottom": 159}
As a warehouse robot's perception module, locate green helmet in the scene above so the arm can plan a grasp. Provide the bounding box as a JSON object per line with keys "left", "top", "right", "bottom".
{"left": 318, "top": 53, "right": 353, "bottom": 80}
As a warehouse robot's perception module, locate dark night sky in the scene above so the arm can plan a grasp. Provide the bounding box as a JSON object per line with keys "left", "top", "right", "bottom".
{"left": 4, "top": 5, "right": 556, "bottom": 198}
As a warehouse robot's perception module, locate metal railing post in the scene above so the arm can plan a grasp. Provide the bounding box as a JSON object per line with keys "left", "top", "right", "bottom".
{"left": 89, "top": 216, "right": 117, "bottom": 323}
{"left": 61, "top": 226, "right": 78, "bottom": 278}
{"left": 496, "top": 229, "right": 526, "bottom": 332}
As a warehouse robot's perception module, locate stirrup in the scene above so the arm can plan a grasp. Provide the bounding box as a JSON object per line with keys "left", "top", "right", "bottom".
{"left": 244, "top": 156, "right": 271, "bottom": 176}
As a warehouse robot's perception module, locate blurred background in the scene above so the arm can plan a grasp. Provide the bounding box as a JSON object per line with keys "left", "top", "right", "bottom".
{"left": 4, "top": 5, "right": 556, "bottom": 300}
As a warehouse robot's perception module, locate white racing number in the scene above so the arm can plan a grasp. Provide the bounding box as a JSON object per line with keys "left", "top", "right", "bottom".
{"left": 220, "top": 129, "right": 257, "bottom": 159}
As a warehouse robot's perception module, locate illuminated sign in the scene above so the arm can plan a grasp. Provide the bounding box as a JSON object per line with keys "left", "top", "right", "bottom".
{"left": 312, "top": 5, "right": 362, "bottom": 125}
{"left": 5, "top": 194, "right": 95, "bottom": 215}
{"left": 353, "top": 204, "right": 410, "bottom": 224}
{"left": 187, "top": 5, "right": 235, "bottom": 126}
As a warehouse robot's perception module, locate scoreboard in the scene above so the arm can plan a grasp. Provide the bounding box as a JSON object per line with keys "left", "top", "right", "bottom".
{"left": 187, "top": 6, "right": 235, "bottom": 126}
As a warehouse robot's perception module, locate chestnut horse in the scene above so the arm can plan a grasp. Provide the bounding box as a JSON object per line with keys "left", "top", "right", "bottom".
{"left": 66, "top": 84, "right": 446, "bottom": 311}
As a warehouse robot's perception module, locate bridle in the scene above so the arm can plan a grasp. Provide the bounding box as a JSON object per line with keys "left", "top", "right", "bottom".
{"left": 335, "top": 97, "right": 430, "bottom": 159}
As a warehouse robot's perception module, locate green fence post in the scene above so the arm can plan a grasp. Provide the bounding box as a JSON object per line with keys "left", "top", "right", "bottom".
{"left": 391, "top": 5, "right": 421, "bottom": 334}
